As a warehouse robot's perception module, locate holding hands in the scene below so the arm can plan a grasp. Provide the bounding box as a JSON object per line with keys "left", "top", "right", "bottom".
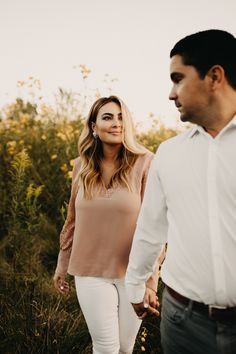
{"left": 131, "top": 245, "right": 165, "bottom": 320}
{"left": 132, "top": 286, "right": 160, "bottom": 320}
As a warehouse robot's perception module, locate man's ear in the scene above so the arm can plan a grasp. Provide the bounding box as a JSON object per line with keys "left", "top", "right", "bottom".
{"left": 208, "top": 65, "right": 224, "bottom": 86}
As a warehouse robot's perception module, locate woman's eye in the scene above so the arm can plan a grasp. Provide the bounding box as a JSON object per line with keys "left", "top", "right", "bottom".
{"left": 102, "top": 116, "right": 111, "bottom": 120}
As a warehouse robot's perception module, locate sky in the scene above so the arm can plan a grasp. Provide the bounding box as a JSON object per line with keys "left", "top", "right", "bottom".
{"left": 0, "top": 0, "right": 236, "bottom": 130}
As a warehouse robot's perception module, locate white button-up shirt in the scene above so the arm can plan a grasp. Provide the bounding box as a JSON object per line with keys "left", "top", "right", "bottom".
{"left": 126, "top": 116, "right": 236, "bottom": 307}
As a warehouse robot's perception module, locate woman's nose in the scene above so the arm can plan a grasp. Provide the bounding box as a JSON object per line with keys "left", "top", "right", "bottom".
{"left": 112, "top": 117, "right": 122, "bottom": 126}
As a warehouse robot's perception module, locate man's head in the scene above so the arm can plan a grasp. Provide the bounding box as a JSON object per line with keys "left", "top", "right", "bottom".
{"left": 170, "top": 29, "right": 236, "bottom": 89}
{"left": 169, "top": 29, "right": 236, "bottom": 127}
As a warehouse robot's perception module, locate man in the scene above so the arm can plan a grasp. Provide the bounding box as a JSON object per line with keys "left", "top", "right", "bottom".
{"left": 125, "top": 29, "right": 236, "bottom": 354}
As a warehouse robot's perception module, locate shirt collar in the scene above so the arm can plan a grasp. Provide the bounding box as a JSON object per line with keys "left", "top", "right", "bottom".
{"left": 188, "top": 115, "right": 236, "bottom": 138}
{"left": 230, "top": 115, "right": 236, "bottom": 126}
{"left": 187, "top": 125, "right": 201, "bottom": 138}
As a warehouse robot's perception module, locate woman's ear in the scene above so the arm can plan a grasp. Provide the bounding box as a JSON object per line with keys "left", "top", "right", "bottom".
{"left": 91, "top": 122, "right": 96, "bottom": 132}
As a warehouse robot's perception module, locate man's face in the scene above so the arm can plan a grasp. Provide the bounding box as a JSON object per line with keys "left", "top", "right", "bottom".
{"left": 169, "top": 55, "right": 213, "bottom": 125}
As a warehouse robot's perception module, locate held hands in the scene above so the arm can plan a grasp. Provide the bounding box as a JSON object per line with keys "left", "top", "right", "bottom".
{"left": 132, "top": 286, "right": 160, "bottom": 320}
{"left": 132, "top": 269, "right": 161, "bottom": 319}
{"left": 53, "top": 273, "right": 69, "bottom": 295}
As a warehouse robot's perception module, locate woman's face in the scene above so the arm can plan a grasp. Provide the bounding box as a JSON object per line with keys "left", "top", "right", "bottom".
{"left": 92, "top": 102, "right": 123, "bottom": 145}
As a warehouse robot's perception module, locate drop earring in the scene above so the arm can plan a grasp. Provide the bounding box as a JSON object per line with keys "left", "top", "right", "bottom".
{"left": 93, "top": 131, "right": 98, "bottom": 138}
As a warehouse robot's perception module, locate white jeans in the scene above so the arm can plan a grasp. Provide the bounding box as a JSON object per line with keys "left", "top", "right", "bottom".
{"left": 75, "top": 276, "right": 141, "bottom": 354}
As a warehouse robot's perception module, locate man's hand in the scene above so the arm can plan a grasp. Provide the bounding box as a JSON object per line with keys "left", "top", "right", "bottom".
{"left": 132, "top": 295, "right": 160, "bottom": 320}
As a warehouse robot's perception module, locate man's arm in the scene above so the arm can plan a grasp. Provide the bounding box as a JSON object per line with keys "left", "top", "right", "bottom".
{"left": 125, "top": 151, "right": 168, "bottom": 306}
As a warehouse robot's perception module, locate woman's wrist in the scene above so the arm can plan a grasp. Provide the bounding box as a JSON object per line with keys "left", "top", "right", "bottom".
{"left": 145, "top": 276, "right": 158, "bottom": 293}
{"left": 146, "top": 285, "right": 157, "bottom": 294}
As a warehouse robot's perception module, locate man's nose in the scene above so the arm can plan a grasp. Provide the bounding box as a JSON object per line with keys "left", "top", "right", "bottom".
{"left": 169, "top": 86, "right": 177, "bottom": 100}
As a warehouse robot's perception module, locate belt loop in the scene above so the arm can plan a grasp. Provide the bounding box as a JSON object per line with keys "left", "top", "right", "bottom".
{"left": 185, "top": 299, "right": 193, "bottom": 317}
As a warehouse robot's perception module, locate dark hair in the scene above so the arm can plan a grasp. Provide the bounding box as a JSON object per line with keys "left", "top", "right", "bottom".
{"left": 170, "top": 29, "right": 236, "bottom": 89}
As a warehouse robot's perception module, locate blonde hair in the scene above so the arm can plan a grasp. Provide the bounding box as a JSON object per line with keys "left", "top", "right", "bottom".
{"left": 77, "top": 95, "right": 147, "bottom": 199}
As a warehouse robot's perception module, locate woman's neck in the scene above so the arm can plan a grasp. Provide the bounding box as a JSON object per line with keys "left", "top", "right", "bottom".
{"left": 102, "top": 144, "right": 122, "bottom": 162}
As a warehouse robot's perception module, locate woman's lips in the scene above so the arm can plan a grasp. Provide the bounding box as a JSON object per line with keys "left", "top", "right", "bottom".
{"left": 109, "top": 131, "right": 122, "bottom": 135}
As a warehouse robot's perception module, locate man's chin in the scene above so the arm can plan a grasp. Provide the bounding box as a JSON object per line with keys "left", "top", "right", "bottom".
{"left": 180, "top": 114, "right": 188, "bottom": 122}
{"left": 180, "top": 113, "right": 193, "bottom": 123}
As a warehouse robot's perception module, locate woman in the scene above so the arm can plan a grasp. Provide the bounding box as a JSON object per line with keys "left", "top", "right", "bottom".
{"left": 53, "top": 95, "right": 162, "bottom": 354}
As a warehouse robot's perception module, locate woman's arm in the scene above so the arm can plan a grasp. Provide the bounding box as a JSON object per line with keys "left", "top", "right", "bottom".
{"left": 53, "top": 158, "right": 80, "bottom": 293}
{"left": 145, "top": 244, "right": 166, "bottom": 293}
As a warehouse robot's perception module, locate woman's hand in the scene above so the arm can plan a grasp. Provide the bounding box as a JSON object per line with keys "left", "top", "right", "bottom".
{"left": 53, "top": 273, "right": 69, "bottom": 295}
{"left": 132, "top": 275, "right": 159, "bottom": 319}
{"left": 132, "top": 284, "right": 160, "bottom": 320}
{"left": 132, "top": 295, "right": 160, "bottom": 320}
{"left": 143, "top": 286, "right": 159, "bottom": 312}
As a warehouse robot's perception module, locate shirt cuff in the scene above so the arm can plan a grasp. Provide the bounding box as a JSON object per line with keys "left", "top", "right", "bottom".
{"left": 125, "top": 282, "right": 146, "bottom": 304}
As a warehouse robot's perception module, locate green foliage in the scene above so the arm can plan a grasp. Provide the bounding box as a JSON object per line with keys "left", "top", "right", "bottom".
{"left": 2, "top": 149, "right": 42, "bottom": 275}
{"left": 137, "top": 119, "right": 177, "bottom": 153}
{"left": 0, "top": 96, "right": 178, "bottom": 353}
{"left": 0, "top": 98, "right": 84, "bottom": 242}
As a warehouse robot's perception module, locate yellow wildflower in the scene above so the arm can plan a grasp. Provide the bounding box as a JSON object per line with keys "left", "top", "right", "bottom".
{"left": 19, "top": 112, "right": 30, "bottom": 124}
{"left": 69, "top": 159, "right": 75, "bottom": 167}
{"left": 7, "top": 140, "right": 16, "bottom": 148}
{"left": 67, "top": 171, "right": 73, "bottom": 179}
{"left": 7, "top": 140, "right": 17, "bottom": 155}
{"left": 35, "top": 185, "right": 44, "bottom": 198}
{"left": 60, "top": 164, "right": 68, "bottom": 173}
{"left": 26, "top": 184, "right": 34, "bottom": 200}
{"left": 79, "top": 64, "right": 91, "bottom": 79}
{"left": 57, "top": 132, "right": 67, "bottom": 141}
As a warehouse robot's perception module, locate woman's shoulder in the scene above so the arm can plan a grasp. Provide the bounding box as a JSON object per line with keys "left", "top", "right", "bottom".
{"left": 71, "top": 156, "right": 81, "bottom": 178}
{"left": 74, "top": 156, "right": 81, "bottom": 166}
{"left": 137, "top": 149, "right": 154, "bottom": 163}
{"left": 134, "top": 150, "right": 154, "bottom": 170}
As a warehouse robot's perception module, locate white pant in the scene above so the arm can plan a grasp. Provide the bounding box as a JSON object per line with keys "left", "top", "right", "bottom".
{"left": 75, "top": 276, "right": 141, "bottom": 354}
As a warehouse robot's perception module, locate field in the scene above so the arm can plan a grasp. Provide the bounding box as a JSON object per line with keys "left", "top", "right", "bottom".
{"left": 0, "top": 94, "right": 177, "bottom": 353}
